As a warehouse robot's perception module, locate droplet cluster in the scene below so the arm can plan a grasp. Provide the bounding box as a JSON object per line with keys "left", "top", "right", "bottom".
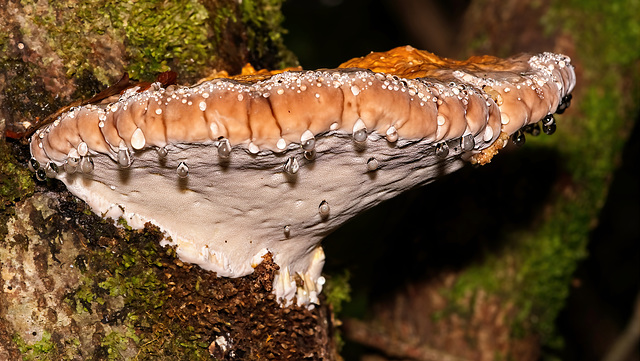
{"left": 28, "top": 49, "right": 575, "bottom": 184}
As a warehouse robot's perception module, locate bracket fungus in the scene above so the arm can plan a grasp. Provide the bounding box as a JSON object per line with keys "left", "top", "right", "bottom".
{"left": 28, "top": 46, "right": 575, "bottom": 307}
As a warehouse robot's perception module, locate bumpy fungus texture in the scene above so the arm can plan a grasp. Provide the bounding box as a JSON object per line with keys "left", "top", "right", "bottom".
{"left": 28, "top": 46, "right": 575, "bottom": 306}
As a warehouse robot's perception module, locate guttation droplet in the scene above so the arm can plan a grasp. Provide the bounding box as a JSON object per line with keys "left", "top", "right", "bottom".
{"left": 28, "top": 158, "right": 40, "bottom": 172}
{"left": 217, "top": 138, "right": 231, "bottom": 158}
{"left": 435, "top": 142, "right": 449, "bottom": 158}
{"left": 301, "top": 130, "right": 316, "bottom": 151}
{"left": 35, "top": 168, "right": 46, "bottom": 181}
{"left": 80, "top": 157, "right": 94, "bottom": 173}
{"left": 45, "top": 162, "right": 59, "bottom": 178}
{"left": 318, "top": 200, "right": 330, "bottom": 218}
{"left": 352, "top": 119, "right": 367, "bottom": 142}
{"left": 526, "top": 123, "right": 541, "bottom": 136}
{"left": 542, "top": 114, "right": 556, "bottom": 135}
{"left": 386, "top": 126, "right": 398, "bottom": 142}
{"left": 283, "top": 157, "right": 299, "bottom": 175}
{"left": 462, "top": 134, "right": 475, "bottom": 151}
{"left": 511, "top": 130, "right": 526, "bottom": 146}
{"left": 157, "top": 146, "right": 168, "bottom": 158}
{"left": 304, "top": 150, "right": 316, "bottom": 161}
{"left": 118, "top": 147, "right": 131, "bottom": 168}
{"left": 177, "top": 162, "right": 189, "bottom": 178}
{"left": 367, "top": 157, "right": 379, "bottom": 171}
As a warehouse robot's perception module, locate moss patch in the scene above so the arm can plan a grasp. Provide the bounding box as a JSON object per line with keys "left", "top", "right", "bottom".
{"left": 239, "top": 0, "right": 298, "bottom": 69}
{"left": 0, "top": 141, "right": 36, "bottom": 238}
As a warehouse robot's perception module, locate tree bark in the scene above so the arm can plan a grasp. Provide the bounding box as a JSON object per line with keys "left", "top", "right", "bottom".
{"left": 0, "top": 1, "right": 338, "bottom": 360}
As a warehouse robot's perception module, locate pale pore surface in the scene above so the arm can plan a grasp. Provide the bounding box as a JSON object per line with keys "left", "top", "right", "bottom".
{"left": 29, "top": 48, "right": 576, "bottom": 305}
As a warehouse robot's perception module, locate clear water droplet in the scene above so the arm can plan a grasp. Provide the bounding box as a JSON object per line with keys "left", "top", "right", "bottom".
{"left": 543, "top": 122, "right": 556, "bottom": 135}
{"left": 64, "top": 161, "right": 77, "bottom": 174}
{"left": 462, "top": 135, "right": 475, "bottom": 151}
{"left": 556, "top": 94, "right": 572, "bottom": 114}
{"left": 118, "top": 147, "right": 131, "bottom": 168}
{"left": 511, "top": 130, "right": 526, "bottom": 146}
{"left": 318, "top": 200, "right": 330, "bottom": 218}
{"left": 301, "top": 130, "right": 316, "bottom": 151}
{"left": 77, "top": 142, "right": 89, "bottom": 157}
{"left": 28, "top": 158, "right": 40, "bottom": 172}
{"left": 528, "top": 123, "right": 541, "bottom": 136}
{"left": 44, "top": 162, "right": 58, "bottom": 178}
{"left": 386, "top": 126, "right": 398, "bottom": 142}
{"left": 367, "top": 157, "right": 379, "bottom": 171}
{"left": 353, "top": 119, "right": 367, "bottom": 142}
{"left": 283, "top": 157, "right": 299, "bottom": 175}
{"left": 35, "top": 168, "right": 46, "bottom": 181}
{"left": 217, "top": 138, "right": 231, "bottom": 158}
{"left": 304, "top": 150, "right": 316, "bottom": 161}
{"left": 542, "top": 114, "right": 555, "bottom": 126}
{"left": 80, "top": 157, "right": 94, "bottom": 173}
{"left": 435, "top": 142, "right": 449, "bottom": 158}
{"left": 157, "top": 146, "right": 168, "bottom": 158}
{"left": 177, "top": 162, "right": 189, "bottom": 178}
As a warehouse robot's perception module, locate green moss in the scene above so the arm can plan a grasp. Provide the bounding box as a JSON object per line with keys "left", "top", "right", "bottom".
{"left": 323, "top": 271, "right": 351, "bottom": 315}
{"left": 0, "top": 142, "right": 36, "bottom": 240}
{"left": 100, "top": 330, "right": 139, "bottom": 361}
{"left": 18, "top": 0, "right": 215, "bottom": 84}
{"left": 239, "top": 0, "right": 298, "bottom": 69}
{"left": 13, "top": 331, "right": 56, "bottom": 360}
{"left": 107, "top": 0, "right": 213, "bottom": 81}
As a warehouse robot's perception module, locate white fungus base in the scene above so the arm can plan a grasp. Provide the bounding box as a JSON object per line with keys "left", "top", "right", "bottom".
{"left": 57, "top": 132, "right": 468, "bottom": 306}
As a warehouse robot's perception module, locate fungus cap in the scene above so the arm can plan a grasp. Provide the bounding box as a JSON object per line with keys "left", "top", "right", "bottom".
{"left": 29, "top": 46, "right": 576, "bottom": 306}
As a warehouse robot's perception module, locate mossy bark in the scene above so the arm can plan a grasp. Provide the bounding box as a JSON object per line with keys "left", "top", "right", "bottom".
{"left": 0, "top": 1, "right": 338, "bottom": 360}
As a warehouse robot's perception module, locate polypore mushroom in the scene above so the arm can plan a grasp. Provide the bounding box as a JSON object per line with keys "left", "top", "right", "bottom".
{"left": 28, "top": 46, "right": 575, "bottom": 307}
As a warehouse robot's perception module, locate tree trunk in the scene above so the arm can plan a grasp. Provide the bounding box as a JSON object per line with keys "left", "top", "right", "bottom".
{"left": 0, "top": 1, "right": 338, "bottom": 360}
